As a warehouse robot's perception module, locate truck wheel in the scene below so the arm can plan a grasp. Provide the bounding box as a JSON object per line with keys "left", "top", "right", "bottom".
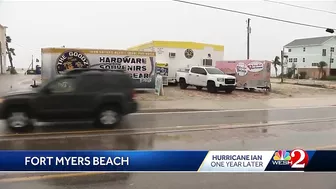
{"left": 207, "top": 81, "right": 218, "bottom": 93}
{"left": 6, "top": 108, "right": 33, "bottom": 132}
{"left": 196, "top": 86, "right": 202, "bottom": 90}
{"left": 95, "top": 106, "right": 122, "bottom": 128}
{"left": 179, "top": 78, "right": 188, "bottom": 89}
{"left": 225, "top": 88, "right": 235, "bottom": 94}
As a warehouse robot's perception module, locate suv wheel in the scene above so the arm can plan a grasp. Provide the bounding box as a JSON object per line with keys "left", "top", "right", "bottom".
{"left": 6, "top": 108, "right": 33, "bottom": 132}
{"left": 95, "top": 107, "right": 121, "bottom": 128}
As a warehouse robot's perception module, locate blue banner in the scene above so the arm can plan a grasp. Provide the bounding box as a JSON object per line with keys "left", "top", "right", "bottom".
{"left": 0, "top": 151, "right": 207, "bottom": 172}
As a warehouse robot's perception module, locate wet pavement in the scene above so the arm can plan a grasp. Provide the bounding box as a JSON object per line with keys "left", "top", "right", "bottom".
{"left": 0, "top": 106, "right": 336, "bottom": 135}
{"left": 0, "top": 107, "right": 336, "bottom": 189}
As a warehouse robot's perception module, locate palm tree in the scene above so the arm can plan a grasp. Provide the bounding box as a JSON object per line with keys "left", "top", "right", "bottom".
{"left": 5, "top": 36, "right": 17, "bottom": 74}
{"left": 272, "top": 56, "right": 281, "bottom": 77}
{"left": 317, "top": 61, "right": 327, "bottom": 79}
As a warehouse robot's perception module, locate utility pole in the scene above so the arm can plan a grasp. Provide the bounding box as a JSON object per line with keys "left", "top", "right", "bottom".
{"left": 247, "top": 18, "right": 251, "bottom": 59}
{"left": 31, "top": 55, "right": 34, "bottom": 70}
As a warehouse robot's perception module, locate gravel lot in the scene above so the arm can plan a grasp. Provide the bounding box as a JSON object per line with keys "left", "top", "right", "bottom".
{"left": 135, "top": 83, "right": 336, "bottom": 101}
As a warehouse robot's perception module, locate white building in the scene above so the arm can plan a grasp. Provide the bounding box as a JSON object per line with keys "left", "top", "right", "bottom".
{"left": 0, "top": 24, "right": 7, "bottom": 74}
{"left": 284, "top": 35, "right": 336, "bottom": 78}
{"left": 127, "top": 40, "right": 224, "bottom": 84}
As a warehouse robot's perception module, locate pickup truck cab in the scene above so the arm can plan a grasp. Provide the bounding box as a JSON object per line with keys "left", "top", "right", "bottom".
{"left": 0, "top": 69, "right": 138, "bottom": 132}
{"left": 176, "top": 66, "right": 236, "bottom": 93}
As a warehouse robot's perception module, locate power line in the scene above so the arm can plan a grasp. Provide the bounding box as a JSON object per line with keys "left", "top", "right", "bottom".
{"left": 264, "top": 0, "right": 336, "bottom": 15}
{"left": 11, "top": 42, "right": 39, "bottom": 53}
{"left": 171, "top": 0, "right": 336, "bottom": 30}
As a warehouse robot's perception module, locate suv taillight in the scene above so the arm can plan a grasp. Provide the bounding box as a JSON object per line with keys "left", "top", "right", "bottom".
{"left": 132, "top": 90, "right": 136, "bottom": 99}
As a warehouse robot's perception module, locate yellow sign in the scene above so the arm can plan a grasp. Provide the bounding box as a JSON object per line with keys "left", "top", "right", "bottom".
{"left": 156, "top": 63, "right": 168, "bottom": 68}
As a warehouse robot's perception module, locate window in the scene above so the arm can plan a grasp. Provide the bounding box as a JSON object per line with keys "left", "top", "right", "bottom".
{"left": 190, "top": 67, "right": 198, "bottom": 73}
{"left": 202, "top": 59, "right": 212, "bottom": 66}
{"left": 303, "top": 58, "right": 305, "bottom": 62}
{"left": 331, "top": 58, "right": 334, "bottom": 63}
{"left": 303, "top": 47, "right": 306, "bottom": 52}
{"left": 322, "top": 49, "right": 327, "bottom": 56}
{"left": 289, "top": 58, "right": 293, "bottom": 62}
{"left": 312, "top": 63, "right": 318, "bottom": 67}
{"left": 331, "top": 47, "right": 334, "bottom": 52}
{"left": 199, "top": 68, "right": 207, "bottom": 75}
{"left": 48, "top": 77, "right": 76, "bottom": 93}
{"left": 205, "top": 68, "right": 224, "bottom": 75}
{"left": 78, "top": 75, "right": 104, "bottom": 92}
{"left": 191, "top": 67, "right": 206, "bottom": 75}
{"left": 294, "top": 58, "right": 297, "bottom": 62}
{"left": 288, "top": 49, "right": 291, "bottom": 52}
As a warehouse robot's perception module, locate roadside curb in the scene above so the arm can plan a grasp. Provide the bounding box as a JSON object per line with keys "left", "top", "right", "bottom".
{"left": 136, "top": 105, "right": 336, "bottom": 113}
{"left": 138, "top": 108, "right": 219, "bottom": 113}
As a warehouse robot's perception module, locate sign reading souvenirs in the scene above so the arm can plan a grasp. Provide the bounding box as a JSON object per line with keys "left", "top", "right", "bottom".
{"left": 91, "top": 56, "right": 155, "bottom": 83}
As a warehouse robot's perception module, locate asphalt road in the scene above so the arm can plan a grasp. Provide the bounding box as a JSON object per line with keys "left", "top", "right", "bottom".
{"left": 1, "top": 106, "right": 336, "bottom": 188}
{"left": 0, "top": 106, "right": 335, "bottom": 135}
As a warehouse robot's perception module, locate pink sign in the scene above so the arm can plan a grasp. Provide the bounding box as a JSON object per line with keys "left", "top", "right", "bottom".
{"left": 216, "top": 60, "right": 271, "bottom": 88}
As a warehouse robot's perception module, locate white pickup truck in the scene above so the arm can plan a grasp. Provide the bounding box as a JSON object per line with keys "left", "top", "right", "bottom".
{"left": 175, "top": 66, "right": 237, "bottom": 93}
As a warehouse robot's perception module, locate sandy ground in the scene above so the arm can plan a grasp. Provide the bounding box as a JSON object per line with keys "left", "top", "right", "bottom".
{"left": 271, "top": 78, "right": 336, "bottom": 88}
{"left": 135, "top": 82, "right": 336, "bottom": 102}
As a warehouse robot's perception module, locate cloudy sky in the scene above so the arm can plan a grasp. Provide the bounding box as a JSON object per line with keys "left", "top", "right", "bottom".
{"left": 0, "top": 0, "right": 335, "bottom": 68}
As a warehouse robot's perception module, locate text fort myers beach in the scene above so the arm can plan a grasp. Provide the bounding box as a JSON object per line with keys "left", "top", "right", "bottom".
{"left": 24, "top": 156, "right": 130, "bottom": 166}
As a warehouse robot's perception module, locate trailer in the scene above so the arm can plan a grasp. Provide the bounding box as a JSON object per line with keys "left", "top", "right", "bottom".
{"left": 127, "top": 41, "right": 224, "bottom": 85}
{"left": 216, "top": 60, "right": 271, "bottom": 91}
{"left": 39, "top": 48, "right": 156, "bottom": 89}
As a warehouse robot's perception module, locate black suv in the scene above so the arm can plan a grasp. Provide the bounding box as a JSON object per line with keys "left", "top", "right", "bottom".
{"left": 0, "top": 69, "right": 138, "bottom": 132}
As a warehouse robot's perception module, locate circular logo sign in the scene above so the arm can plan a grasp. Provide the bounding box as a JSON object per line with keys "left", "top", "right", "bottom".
{"left": 247, "top": 62, "right": 264, "bottom": 73}
{"left": 236, "top": 62, "right": 248, "bottom": 76}
{"left": 184, "top": 49, "right": 194, "bottom": 59}
{"left": 56, "top": 50, "right": 90, "bottom": 74}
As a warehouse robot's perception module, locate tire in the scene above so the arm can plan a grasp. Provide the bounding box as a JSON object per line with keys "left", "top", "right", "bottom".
{"left": 5, "top": 107, "right": 33, "bottom": 132}
{"left": 95, "top": 106, "right": 122, "bottom": 128}
{"left": 196, "top": 86, "right": 202, "bottom": 90}
{"left": 207, "top": 81, "right": 218, "bottom": 93}
{"left": 225, "top": 88, "right": 235, "bottom": 94}
{"left": 179, "top": 78, "right": 188, "bottom": 89}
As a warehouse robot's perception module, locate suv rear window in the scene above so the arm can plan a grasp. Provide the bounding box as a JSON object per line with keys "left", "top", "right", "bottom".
{"left": 103, "top": 73, "right": 133, "bottom": 88}
{"left": 77, "top": 74, "right": 105, "bottom": 92}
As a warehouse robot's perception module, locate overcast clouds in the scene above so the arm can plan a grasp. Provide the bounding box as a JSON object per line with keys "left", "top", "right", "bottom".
{"left": 0, "top": 0, "right": 335, "bottom": 68}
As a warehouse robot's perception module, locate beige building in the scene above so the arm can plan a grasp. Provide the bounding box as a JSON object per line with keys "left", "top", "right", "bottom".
{"left": 0, "top": 24, "right": 7, "bottom": 74}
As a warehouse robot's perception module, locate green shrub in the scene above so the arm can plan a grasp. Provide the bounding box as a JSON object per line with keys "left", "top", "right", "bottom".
{"left": 321, "top": 76, "right": 336, "bottom": 80}
{"left": 299, "top": 72, "right": 307, "bottom": 79}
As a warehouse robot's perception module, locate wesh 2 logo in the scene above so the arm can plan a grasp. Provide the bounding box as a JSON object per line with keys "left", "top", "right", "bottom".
{"left": 272, "top": 149, "right": 309, "bottom": 168}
